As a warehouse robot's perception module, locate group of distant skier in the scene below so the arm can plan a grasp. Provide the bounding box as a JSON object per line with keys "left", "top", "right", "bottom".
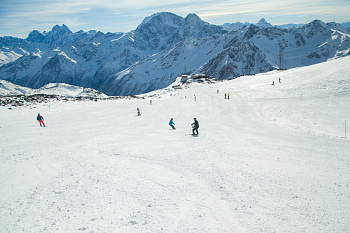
{"left": 34, "top": 85, "right": 239, "bottom": 136}
{"left": 219, "top": 89, "right": 230, "bottom": 100}
{"left": 272, "top": 78, "right": 282, "bottom": 85}
{"left": 36, "top": 86, "right": 228, "bottom": 134}
{"left": 136, "top": 99, "right": 199, "bottom": 135}
{"left": 136, "top": 105, "right": 199, "bottom": 135}
{"left": 35, "top": 79, "right": 283, "bottom": 134}
{"left": 36, "top": 108, "right": 198, "bottom": 135}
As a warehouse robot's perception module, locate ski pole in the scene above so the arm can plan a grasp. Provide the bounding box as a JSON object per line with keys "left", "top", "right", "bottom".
{"left": 345, "top": 120, "right": 347, "bottom": 139}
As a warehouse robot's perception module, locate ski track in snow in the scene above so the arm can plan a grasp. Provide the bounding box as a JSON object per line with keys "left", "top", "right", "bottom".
{"left": 1, "top": 57, "right": 350, "bottom": 232}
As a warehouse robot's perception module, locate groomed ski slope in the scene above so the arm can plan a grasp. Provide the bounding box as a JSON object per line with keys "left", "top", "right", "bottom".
{"left": 1, "top": 57, "right": 350, "bottom": 232}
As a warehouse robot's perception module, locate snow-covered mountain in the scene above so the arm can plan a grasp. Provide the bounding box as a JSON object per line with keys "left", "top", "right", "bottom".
{"left": 0, "top": 79, "right": 32, "bottom": 96}
{"left": 0, "top": 79, "right": 107, "bottom": 97}
{"left": 0, "top": 12, "right": 350, "bottom": 96}
{"left": 224, "top": 19, "right": 350, "bottom": 31}
{"left": 222, "top": 19, "right": 294, "bottom": 31}
{"left": 222, "top": 22, "right": 250, "bottom": 31}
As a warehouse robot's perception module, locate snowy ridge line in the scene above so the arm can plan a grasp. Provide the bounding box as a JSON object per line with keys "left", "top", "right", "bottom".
{"left": 0, "top": 94, "right": 144, "bottom": 109}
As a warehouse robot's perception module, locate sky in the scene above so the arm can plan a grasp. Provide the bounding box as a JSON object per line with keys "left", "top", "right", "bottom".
{"left": 0, "top": 0, "right": 350, "bottom": 38}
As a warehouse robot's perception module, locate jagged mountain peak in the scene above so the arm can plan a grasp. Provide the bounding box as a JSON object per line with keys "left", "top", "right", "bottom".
{"left": 41, "top": 24, "right": 73, "bottom": 45}
{"left": 309, "top": 19, "right": 325, "bottom": 26}
{"left": 243, "top": 24, "right": 261, "bottom": 39}
{"left": 255, "top": 18, "right": 272, "bottom": 28}
{"left": 26, "top": 30, "right": 46, "bottom": 43}
{"left": 185, "top": 13, "right": 201, "bottom": 22}
{"left": 51, "top": 24, "right": 72, "bottom": 34}
{"left": 180, "top": 13, "right": 227, "bottom": 38}
{"left": 137, "top": 12, "right": 184, "bottom": 30}
{"left": 204, "top": 40, "right": 274, "bottom": 79}
{"left": 25, "top": 25, "right": 72, "bottom": 44}
{"left": 132, "top": 12, "right": 184, "bottom": 50}
{"left": 303, "top": 19, "right": 329, "bottom": 31}
{"left": 258, "top": 18, "right": 268, "bottom": 24}
{"left": 299, "top": 19, "right": 332, "bottom": 38}
{"left": 135, "top": 12, "right": 222, "bottom": 38}
{"left": 184, "top": 13, "right": 210, "bottom": 28}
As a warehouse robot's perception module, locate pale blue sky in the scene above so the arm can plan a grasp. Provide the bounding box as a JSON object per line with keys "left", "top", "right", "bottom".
{"left": 1, "top": 0, "right": 349, "bottom": 38}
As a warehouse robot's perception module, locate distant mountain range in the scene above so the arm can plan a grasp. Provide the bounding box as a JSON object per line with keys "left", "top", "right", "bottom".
{"left": 223, "top": 18, "right": 350, "bottom": 30}
{"left": 1, "top": 12, "right": 349, "bottom": 96}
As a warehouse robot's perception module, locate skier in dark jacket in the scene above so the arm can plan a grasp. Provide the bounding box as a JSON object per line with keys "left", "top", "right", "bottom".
{"left": 191, "top": 118, "right": 199, "bottom": 135}
{"left": 37, "top": 113, "right": 45, "bottom": 127}
{"left": 169, "top": 118, "right": 176, "bottom": 129}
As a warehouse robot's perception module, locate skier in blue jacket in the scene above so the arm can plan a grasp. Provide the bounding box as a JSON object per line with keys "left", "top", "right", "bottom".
{"left": 169, "top": 118, "right": 176, "bottom": 129}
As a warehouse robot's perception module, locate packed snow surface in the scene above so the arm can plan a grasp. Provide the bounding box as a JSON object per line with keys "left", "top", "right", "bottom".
{"left": 1, "top": 57, "right": 349, "bottom": 232}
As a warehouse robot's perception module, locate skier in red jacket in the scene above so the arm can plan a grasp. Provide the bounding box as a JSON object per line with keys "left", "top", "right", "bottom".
{"left": 37, "top": 113, "right": 45, "bottom": 127}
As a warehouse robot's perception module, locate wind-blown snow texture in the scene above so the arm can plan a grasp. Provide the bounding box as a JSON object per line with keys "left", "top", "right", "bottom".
{"left": 0, "top": 56, "right": 349, "bottom": 232}
{"left": 0, "top": 12, "right": 350, "bottom": 96}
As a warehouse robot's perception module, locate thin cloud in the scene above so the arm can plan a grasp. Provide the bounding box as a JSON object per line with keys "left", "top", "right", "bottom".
{"left": 1, "top": 0, "right": 349, "bottom": 38}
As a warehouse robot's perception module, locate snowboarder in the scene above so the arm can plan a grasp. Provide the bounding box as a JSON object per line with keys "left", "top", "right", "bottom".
{"left": 227, "top": 93, "right": 230, "bottom": 100}
{"left": 272, "top": 81, "right": 275, "bottom": 85}
{"left": 37, "top": 113, "right": 45, "bottom": 127}
{"left": 169, "top": 118, "right": 176, "bottom": 129}
{"left": 191, "top": 118, "right": 199, "bottom": 135}
{"left": 137, "top": 108, "right": 141, "bottom": 116}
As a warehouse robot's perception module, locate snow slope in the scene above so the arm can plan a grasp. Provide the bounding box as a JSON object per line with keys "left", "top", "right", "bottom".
{"left": 0, "top": 79, "right": 32, "bottom": 95}
{"left": 31, "top": 83, "right": 108, "bottom": 98}
{"left": 0, "top": 80, "right": 107, "bottom": 97}
{"left": 0, "top": 57, "right": 349, "bottom": 232}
